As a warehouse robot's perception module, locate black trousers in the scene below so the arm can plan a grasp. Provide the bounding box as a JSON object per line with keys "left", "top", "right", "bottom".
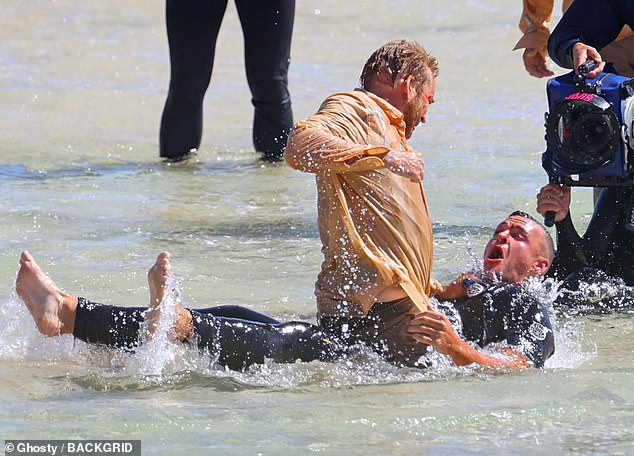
{"left": 73, "top": 299, "right": 338, "bottom": 371}
{"left": 159, "top": 0, "right": 295, "bottom": 161}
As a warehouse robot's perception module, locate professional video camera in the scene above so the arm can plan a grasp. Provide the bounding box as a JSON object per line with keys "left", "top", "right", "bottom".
{"left": 542, "top": 61, "right": 634, "bottom": 188}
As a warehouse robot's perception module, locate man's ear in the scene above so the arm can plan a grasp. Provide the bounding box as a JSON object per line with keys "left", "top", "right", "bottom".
{"left": 402, "top": 75, "right": 416, "bottom": 99}
{"left": 531, "top": 257, "right": 550, "bottom": 276}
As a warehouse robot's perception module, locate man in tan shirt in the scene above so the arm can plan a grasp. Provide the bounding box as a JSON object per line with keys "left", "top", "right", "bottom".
{"left": 284, "top": 40, "right": 438, "bottom": 367}
{"left": 514, "top": 0, "right": 634, "bottom": 77}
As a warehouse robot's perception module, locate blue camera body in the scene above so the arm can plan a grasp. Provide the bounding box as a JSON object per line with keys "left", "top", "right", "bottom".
{"left": 543, "top": 69, "right": 634, "bottom": 186}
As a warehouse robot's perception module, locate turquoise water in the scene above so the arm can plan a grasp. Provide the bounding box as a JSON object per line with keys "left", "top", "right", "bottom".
{"left": 1, "top": 1, "right": 632, "bottom": 455}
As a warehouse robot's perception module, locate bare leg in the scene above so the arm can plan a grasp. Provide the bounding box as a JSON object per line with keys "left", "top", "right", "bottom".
{"left": 15, "top": 251, "right": 78, "bottom": 336}
{"left": 144, "top": 251, "right": 192, "bottom": 340}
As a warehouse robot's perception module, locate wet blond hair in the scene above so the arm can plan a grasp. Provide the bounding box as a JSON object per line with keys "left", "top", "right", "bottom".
{"left": 359, "top": 39, "right": 439, "bottom": 92}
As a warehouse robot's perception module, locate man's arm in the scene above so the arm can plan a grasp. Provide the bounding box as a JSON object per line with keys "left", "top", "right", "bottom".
{"left": 407, "top": 308, "right": 530, "bottom": 369}
{"left": 536, "top": 184, "right": 587, "bottom": 277}
{"left": 429, "top": 273, "right": 484, "bottom": 301}
{"left": 513, "top": 0, "right": 556, "bottom": 77}
{"left": 548, "top": 0, "right": 626, "bottom": 74}
{"left": 284, "top": 95, "right": 424, "bottom": 181}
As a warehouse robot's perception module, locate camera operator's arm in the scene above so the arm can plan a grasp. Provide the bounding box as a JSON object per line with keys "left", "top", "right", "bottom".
{"left": 537, "top": 184, "right": 587, "bottom": 277}
{"left": 536, "top": 183, "right": 571, "bottom": 223}
{"left": 548, "top": 0, "right": 626, "bottom": 76}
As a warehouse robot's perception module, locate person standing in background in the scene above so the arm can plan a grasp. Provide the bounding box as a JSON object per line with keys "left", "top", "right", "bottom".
{"left": 159, "top": 0, "right": 295, "bottom": 162}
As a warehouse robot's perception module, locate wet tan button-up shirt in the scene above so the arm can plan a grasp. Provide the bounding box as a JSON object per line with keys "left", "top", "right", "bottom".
{"left": 285, "top": 89, "right": 433, "bottom": 317}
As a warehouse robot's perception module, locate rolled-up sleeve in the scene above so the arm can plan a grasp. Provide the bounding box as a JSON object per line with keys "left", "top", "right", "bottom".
{"left": 513, "top": 0, "right": 556, "bottom": 58}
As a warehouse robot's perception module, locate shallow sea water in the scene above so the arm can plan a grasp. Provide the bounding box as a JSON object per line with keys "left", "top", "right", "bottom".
{"left": 0, "top": 1, "right": 633, "bottom": 455}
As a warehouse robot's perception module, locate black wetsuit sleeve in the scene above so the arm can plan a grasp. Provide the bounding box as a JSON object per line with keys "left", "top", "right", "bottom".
{"left": 556, "top": 267, "right": 634, "bottom": 311}
{"left": 548, "top": 0, "right": 630, "bottom": 69}
{"left": 548, "top": 213, "right": 587, "bottom": 280}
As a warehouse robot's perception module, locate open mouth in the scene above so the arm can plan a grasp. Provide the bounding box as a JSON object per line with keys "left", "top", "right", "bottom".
{"left": 484, "top": 245, "right": 504, "bottom": 268}
{"left": 488, "top": 246, "right": 503, "bottom": 260}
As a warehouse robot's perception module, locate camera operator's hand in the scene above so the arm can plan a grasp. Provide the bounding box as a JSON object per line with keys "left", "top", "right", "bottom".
{"left": 523, "top": 48, "right": 554, "bottom": 78}
{"left": 536, "top": 184, "right": 571, "bottom": 223}
{"left": 383, "top": 149, "right": 424, "bottom": 182}
{"left": 572, "top": 42, "right": 605, "bottom": 78}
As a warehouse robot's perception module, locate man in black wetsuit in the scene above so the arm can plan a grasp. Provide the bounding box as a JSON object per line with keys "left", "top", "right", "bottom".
{"left": 16, "top": 251, "right": 333, "bottom": 372}
{"left": 547, "top": 0, "right": 634, "bottom": 78}
{"left": 159, "top": 1, "right": 295, "bottom": 162}
{"left": 15, "top": 212, "right": 556, "bottom": 371}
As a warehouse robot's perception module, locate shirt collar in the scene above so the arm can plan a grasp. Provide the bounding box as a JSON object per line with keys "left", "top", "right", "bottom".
{"left": 357, "top": 89, "right": 407, "bottom": 136}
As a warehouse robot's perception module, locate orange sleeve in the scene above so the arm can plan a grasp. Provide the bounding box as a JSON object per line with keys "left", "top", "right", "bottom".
{"left": 513, "top": 0, "right": 555, "bottom": 58}
{"left": 284, "top": 95, "right": 390, "bottom": 174}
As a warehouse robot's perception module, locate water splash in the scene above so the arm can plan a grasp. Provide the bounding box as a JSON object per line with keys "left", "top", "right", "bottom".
{"left": 123, "top": 273, "right": 195, "bottom": 380}
{"left": 0, "top": 287, "right": 77, "bottom": 362}
{"left": 463, "top": 232, "right": 483, "bottom": 276}
{"left": 525, "top": 278, "right": 596, "bottom": 369}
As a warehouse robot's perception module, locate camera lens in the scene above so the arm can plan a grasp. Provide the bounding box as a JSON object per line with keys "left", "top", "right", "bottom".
{"left": 570, "top": 112, "right": 615, "bottom": 161}
{"left": 548, "top": 96, "right": 620, "bottom": 172}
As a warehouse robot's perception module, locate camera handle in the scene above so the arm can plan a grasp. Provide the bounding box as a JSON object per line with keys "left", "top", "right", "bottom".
{"left": 541, "top": 149, "right": 558, "bottom": 227}
{"left": 573, "top": 60, "right": 598, "bottom": 90}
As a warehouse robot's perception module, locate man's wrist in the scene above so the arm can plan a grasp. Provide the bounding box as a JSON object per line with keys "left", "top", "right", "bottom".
{"left": 564, "top": 39, "right": 583, "bottom": 67}
{"left": 447, "top": 340, "right": 478, "bottom": 366}
{"left": 428, "top": 278, "right": 444, "bottom": 297}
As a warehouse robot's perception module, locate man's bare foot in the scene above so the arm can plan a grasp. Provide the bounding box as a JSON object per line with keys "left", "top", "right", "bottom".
{"left": 144, "top": 251, "right": 172, "bottom": 335}
{"left": 148, "top": 251, "right": 172, "bottom": 309}
{"left": 15, "top": 251, "right": 77, "bottom": 336}
{"left": 144, "top": 252, "right": 192, "bottom": 340}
